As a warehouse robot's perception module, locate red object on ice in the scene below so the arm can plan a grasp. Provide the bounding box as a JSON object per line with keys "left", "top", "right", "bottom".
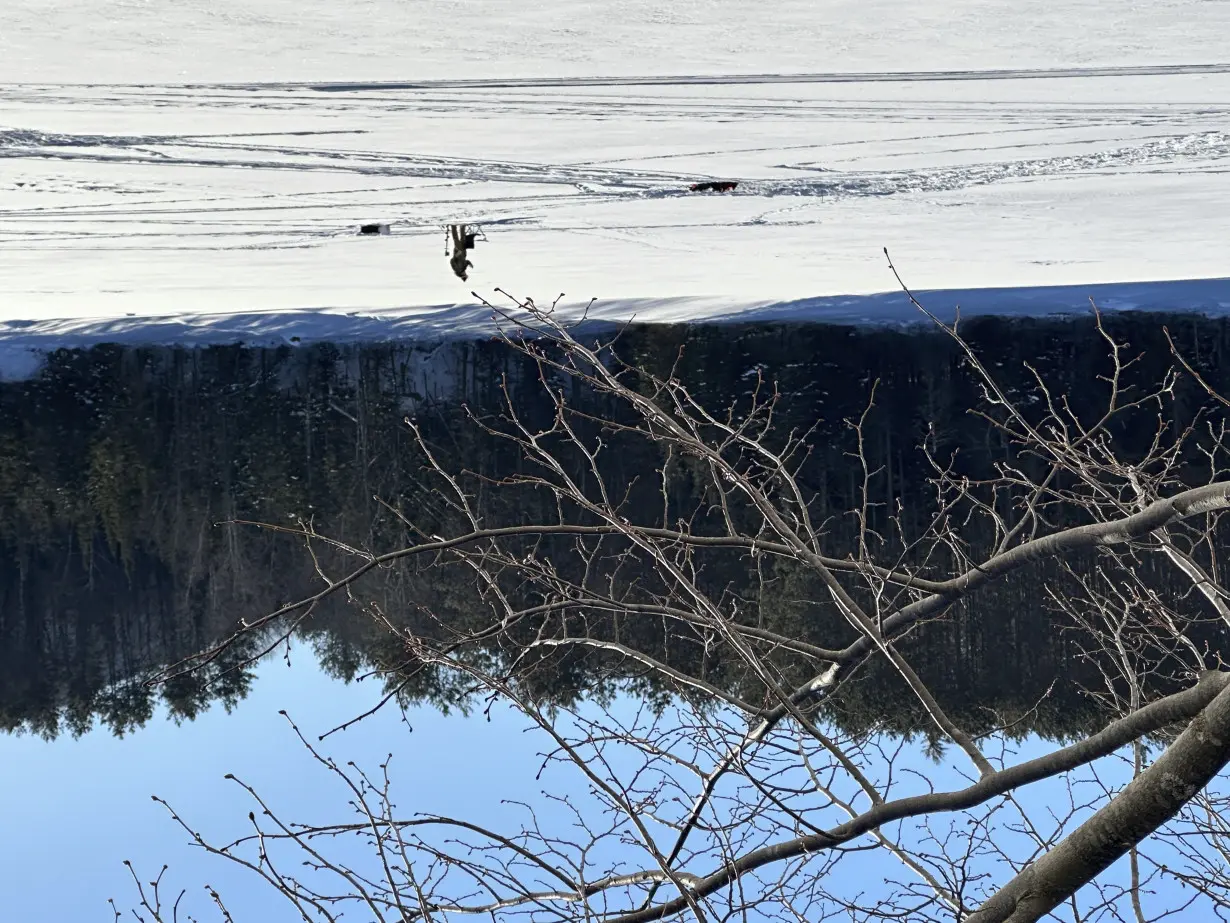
{"left": 689, "top": 180, "right": 739, "bottom": 193}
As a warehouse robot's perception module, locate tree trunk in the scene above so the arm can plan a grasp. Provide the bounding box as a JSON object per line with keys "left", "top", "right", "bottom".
{"left": 968, "top": 673, "right": 1230, "bottom": 922}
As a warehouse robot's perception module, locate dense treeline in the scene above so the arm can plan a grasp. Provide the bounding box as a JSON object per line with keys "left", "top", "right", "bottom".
{"left": 2, "top": 312, "right": 1228, "bottom": 739}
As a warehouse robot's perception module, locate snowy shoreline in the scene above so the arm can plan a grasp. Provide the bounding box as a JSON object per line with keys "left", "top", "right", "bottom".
{"left": 3, "top": 275, "right": 1228, "bottom": 381}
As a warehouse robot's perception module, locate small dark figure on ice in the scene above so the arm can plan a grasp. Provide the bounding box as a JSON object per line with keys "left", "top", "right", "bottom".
{"left": 447, "top": 224, "right": 476, "bottom": 280}
{"left": 689, "top": 180, "right": 738, "bottom": 193}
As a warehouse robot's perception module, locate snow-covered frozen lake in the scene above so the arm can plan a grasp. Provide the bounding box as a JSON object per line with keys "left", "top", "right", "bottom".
{"left": 3, "top": 0, "right": 1230, "bottom": 353}
{"left": 5, "top": 7, "right": 1230, "bottom": 918}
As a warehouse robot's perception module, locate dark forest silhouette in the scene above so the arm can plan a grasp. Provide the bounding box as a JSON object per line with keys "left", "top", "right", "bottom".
{"left": 4, "top": 312, "right": 1229, "bottom": 739}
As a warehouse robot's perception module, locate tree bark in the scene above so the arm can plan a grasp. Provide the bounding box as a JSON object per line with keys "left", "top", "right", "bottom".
{"left": 967, "top": 672, "right": 1230, "bottom": 923}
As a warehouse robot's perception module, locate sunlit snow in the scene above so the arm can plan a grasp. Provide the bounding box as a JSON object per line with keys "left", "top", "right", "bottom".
{"left": 3, "top": 0, "right": 1230, "bottom": 367}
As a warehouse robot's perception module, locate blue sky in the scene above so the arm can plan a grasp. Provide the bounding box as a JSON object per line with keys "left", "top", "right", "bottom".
{"left": 0, "top": 645, "right": 549, "bottom": 920}
{"left": 0, "top": 643, "right": 1207, "bottom": 922}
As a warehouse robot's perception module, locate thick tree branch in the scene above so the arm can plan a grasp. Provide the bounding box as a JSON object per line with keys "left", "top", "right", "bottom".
{"left": 604, "top": 671, "right": 1230, "bottom": 923}
{"left": 860, "top": 482, "right": 1230, "bottom": 662}
{"left": 968, "top": 672, "right": 1230, "bottom": 922}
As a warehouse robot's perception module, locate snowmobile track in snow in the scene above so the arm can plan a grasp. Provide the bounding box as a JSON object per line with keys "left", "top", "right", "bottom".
{"left": 14, "top": 62, "right": 1230, "bottom": 93}
{"left": 295, "top": 63, "right": 1230, "bottom": 92}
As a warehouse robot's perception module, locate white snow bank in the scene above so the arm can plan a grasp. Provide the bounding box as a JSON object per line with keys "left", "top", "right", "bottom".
{"left": 3, "top": 276, "right": 1228, "bottom": 381}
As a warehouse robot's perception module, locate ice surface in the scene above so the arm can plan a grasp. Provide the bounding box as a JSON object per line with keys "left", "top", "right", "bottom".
{"left": 3, "top": 0, "right": 1230, "bottom": 373}
{"left": 6, "top": 1, "right": 1230, "bottom": 85}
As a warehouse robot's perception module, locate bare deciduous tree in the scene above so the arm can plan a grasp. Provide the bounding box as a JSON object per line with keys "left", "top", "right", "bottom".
{"left": 127, "top": 281, "right": 1230, "bottom": 923}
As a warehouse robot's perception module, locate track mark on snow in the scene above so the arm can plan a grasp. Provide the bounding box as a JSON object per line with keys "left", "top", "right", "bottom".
{"left": 290, "top": 63, "right": 1230, "bottom": 92}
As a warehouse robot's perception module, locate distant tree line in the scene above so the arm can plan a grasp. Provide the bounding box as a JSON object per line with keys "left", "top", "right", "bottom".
{"left": 3, "top": 312, "right": 1228, "bottom": 739}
